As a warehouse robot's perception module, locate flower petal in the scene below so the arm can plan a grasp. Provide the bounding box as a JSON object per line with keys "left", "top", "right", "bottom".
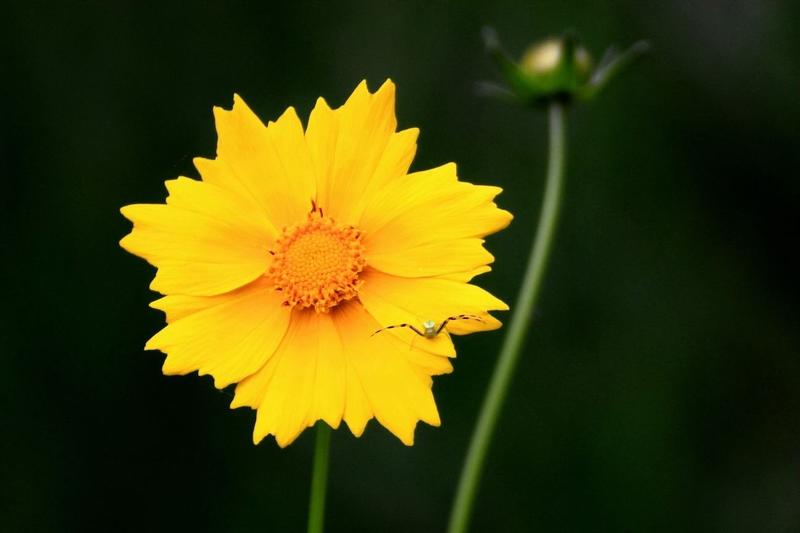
{"left": 355, "top": 126, "right": 419, "bottom": 216}
{"left": 307, "top": 313, "right": 347, "bottom": 429}
{"left": 359, "top": 269, "right": 508, "bottom": 338}
{"left": 366, "top": 238, "right": 494, "bottom": 279}
{"left": 145, "top": 277, "right": 291, "bottom": 388}
{"left": 213, "top": 95, "right": 315, "bottom": 229}
{"left": 357, "top": 285, "right": 457, "bottom": 359}
{"left": 192, "top": 156, "right": 260, "bottom": 212}
{"left": 335, "top": 302, "right": 443, "bottom": 445}
{"left": 341, "top": 357, "right": 373, "bottom": 438}
{"left": 236, "top": 310, "right": 345, "bottom": 447}
{"left": 120, "top": 180, "right": 272, "bottom": 296}
{"left": 164, "top": 177, "right": 277, "bottom": 240}
{"left": 307, "top": 80, "right": 403, "bottom": 225}
{"left": 305, "top": 96, "right": 338, "bottom": 206}
{"left": 440, "top": 265, "right": 492, "bottom": 283}
{"left": 360, "top": 163, "right": 512, "bottom": 277}
{"left": 150, "top": 292, "right": 233, "bottom": 323}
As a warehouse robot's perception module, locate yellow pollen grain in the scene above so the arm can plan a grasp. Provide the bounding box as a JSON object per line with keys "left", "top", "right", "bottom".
{"left": 269, "top": 210, "right": 366, "bottom": 312}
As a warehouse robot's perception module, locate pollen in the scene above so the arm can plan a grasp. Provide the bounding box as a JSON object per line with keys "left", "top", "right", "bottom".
{"left": 268, "top": 206, "right": 366, "bottom": 312}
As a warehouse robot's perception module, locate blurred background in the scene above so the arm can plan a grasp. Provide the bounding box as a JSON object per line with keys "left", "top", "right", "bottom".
{"left": 2, "top": 1, "right": 798, "bottom": 531}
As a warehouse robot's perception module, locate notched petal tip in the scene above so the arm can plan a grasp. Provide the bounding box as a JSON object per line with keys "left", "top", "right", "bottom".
{"left": 428, "top": 415, "right": 442, "bottom": 428}
{"left": 280, "top": 105, "right": 300, "bottom": 120}
{"left": 376, "top": 78, "right": 396, "bottom": 97}
{"left": 213, "top": 93, "right": 248, "bottom": 118}
{"left": 497, "top": 207, "right": 515, "bottom": 226}
{"left": 147, "top": 277, "right": 165, "bottom": 295}
{"left": 344, "top": 417, "right": 370, "bottom": 438}
{"left": 340, "top": 80, "right": 374, "bottom": 111}
{"left": 399, "top": 126, "right": 420, "bottom": 141}
{"left": 148, "top": 297, "right": 166, "bottom": 312}
{"left": 355, "top": 79, "right": 369, "bottom": 90}
{"left": 192, "top": 156, "right": 211, "bottom": 171}
{"left": 229, "top": 399, "right": 247, "bottom": 411}
{"left": 399, "top": 427, "right": 416, "bottom": 446}
{"left": 271, "top": 106, "right": 310, "bottom": 142}
{"left": 276, "top": 430, "right": 303, "bottom": 448}
{"left": 118, "top": 234, "right": 132, "bottom": 251}
{"left": 313, "top": 96, "right": 331, "bottom": 110}
{"left": 119, "top": 204, "right": 141, "bottom": 222}
{"left": 210, "top": 373, "right": 234, "bottom": 390}
{"left": 484, "top": 314, "right": 504, "bottom": 329}
{"left": 320, "top": 417, "right": 342, "bottom": 431}
{"left": 232, "top": 93, "right": 247, "bottom": 108}
{"left": 212, "top": 105, "right": 227, "bottom": 120}
{"left": 160, "top": 357, "right": 192, "bottom": 377}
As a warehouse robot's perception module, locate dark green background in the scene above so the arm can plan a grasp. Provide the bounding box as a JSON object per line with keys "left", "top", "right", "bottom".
{"left": 3, "top": 2, "right": 798, "bottom": 532}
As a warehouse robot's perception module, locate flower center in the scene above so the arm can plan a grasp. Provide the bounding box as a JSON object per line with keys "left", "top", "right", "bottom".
{"left": 269, "top": 207, "right": 365, "bottom": 312}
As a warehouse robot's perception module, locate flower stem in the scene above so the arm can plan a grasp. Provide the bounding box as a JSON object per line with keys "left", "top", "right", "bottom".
{"left": 447, "top": 101, "right": 567, "bottom": 533}
{"left": 307, "top": 422, "right": 331, "bottom": 533}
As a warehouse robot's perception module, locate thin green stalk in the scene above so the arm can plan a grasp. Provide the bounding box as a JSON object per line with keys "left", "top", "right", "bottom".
{"left": 307, "top": 423, "right": 331, "bottom": 533}
{"left": 447, "top": 101, "right": 567, "bottom": 533}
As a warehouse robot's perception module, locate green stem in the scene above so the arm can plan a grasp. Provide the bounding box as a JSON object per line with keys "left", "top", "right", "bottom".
{"left": 307, "top": 423, "right": 331, "bottom": 533}
{"left": 447, "top": 101, "right": 567, "bottom": 533}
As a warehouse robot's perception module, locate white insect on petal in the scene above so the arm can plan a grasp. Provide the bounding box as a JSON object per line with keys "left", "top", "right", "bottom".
{"left": 371, "top": 315, "right": 487, "bottom": 340}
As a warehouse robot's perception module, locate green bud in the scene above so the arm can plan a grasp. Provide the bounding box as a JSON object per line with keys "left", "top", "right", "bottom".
{"left": 480, "top": 27, "right": 649, "bottom": 108}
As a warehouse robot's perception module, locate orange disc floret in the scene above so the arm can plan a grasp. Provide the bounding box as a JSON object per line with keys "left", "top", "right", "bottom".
{"left": 268, "top": 206, "right": 366, "bottom": 312}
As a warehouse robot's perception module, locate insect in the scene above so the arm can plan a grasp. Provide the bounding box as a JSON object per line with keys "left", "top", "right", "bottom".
{"left": 371, "top": 314, "right": 485, "bottom": 339}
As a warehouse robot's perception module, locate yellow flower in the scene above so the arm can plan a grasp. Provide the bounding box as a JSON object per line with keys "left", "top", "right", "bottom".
{"left": 120, "top": 80, "right": 512, "bottom": 447}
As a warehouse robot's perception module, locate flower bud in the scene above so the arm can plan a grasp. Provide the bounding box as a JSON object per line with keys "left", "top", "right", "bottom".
{"left": 519, "top": 38, "right": 592, "bottom": 83}
{"left": 480, "top": 27, "right": 649, "bottom": 107}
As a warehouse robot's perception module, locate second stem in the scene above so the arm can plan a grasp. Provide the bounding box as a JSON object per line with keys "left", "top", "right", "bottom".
{"left": 447, "top": 101, "right": 567, "bottom": 533}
